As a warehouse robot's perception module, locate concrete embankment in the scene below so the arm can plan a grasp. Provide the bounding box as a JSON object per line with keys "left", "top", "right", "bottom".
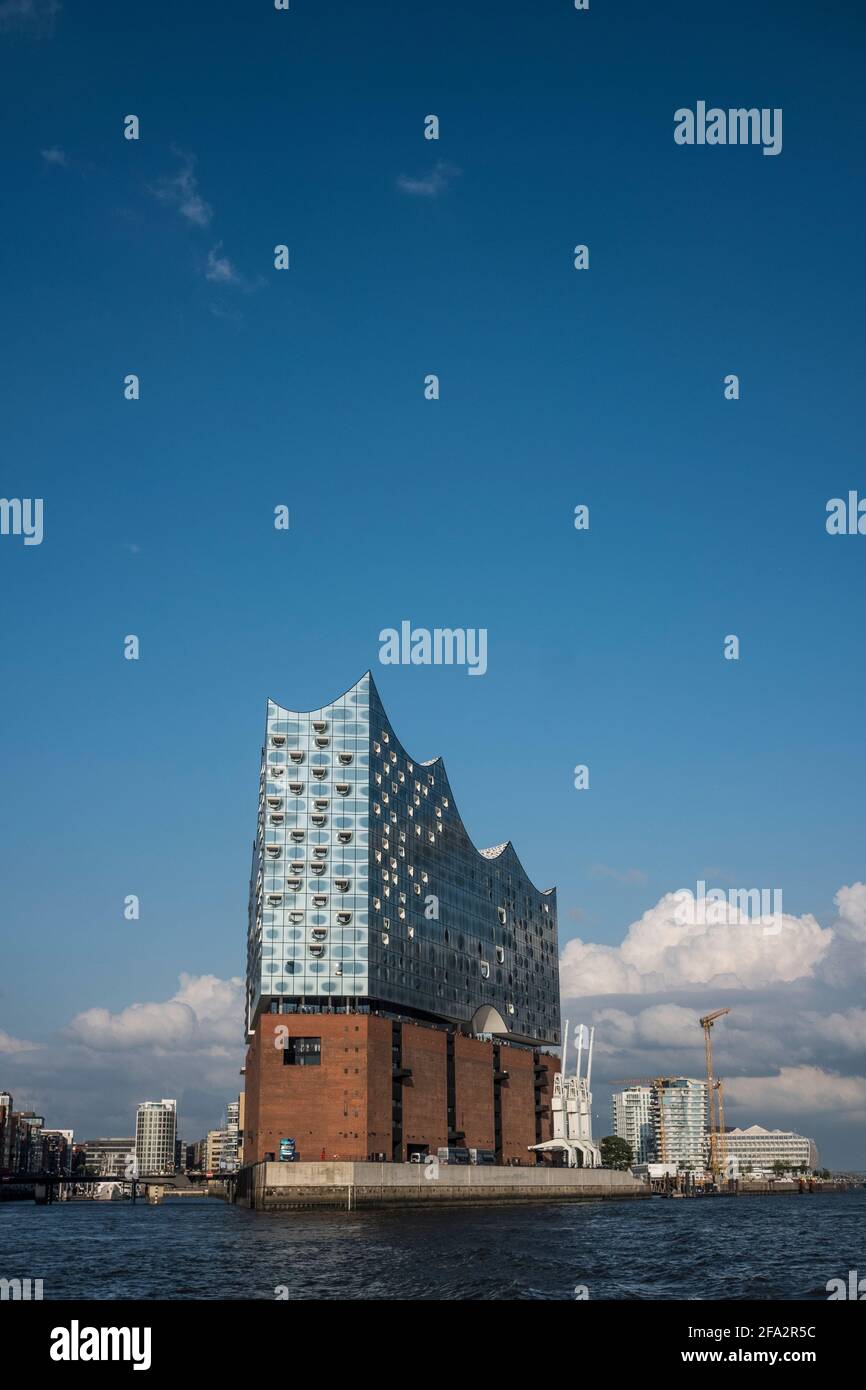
{"left": 230, "top": 1161, "right": 650, "bottom": 1211}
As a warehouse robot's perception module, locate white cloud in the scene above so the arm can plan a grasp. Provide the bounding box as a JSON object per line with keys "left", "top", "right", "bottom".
{"left": 397, "top": 160, "right": 460, "bottom": 197}
{"left": 67, "top": 973, "right": 242, "bottom": 1053}
{"left": 802, "top": 1008, "right": 866, "bottom": 1052}
{"left": 151, "top": 149, "right": 213, "bottom": 228}
{"left": 0, "top": 1028, "right": 40, "bottom": 1053}
{"left": 590, "top": 864, "right": 647, "bottom": 885}
{"left": 590, "top": 1003, "right": 705, "bottom": 1055}
{"left": 560, "top": 890, "right": 832, "bottom": 996}
{"left": 205, "top": 242, "right": 240, "bottom": 284}
{"left": 726, "top": 1066, "right": 866, "bottom": 1117}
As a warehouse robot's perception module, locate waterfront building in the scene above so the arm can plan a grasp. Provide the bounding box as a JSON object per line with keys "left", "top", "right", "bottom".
{"left": 83, "top": 1138, "right": 136, "bottom": 1179}
{"left": 612, "top": 1085, "right": 654, "bottom": 1164}
{"left": 41, "top": 1129, "right": 73, "bottom": 1175}
{"left": 243, "top": 672, "right": 561, "bottom": 1165}
{"left": 0, "top": 1092, "right": 13, "bottom": 1170}
{"left": 652, "top": 1078, "right": 707, "bottom": 1172}
{"left": 13, "top": 1113, "right": 45, "bottom": 1173}
{"left": 135, "top": 1100, "right": 177, "bottom": 1176}
{"left": 724, "top": 1125, "right": 818, "bottom": 1176}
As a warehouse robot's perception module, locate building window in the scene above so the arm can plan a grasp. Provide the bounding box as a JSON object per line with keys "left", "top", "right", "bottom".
{"left": 282, "top": 1036, "right": 321, "bottom": 1066}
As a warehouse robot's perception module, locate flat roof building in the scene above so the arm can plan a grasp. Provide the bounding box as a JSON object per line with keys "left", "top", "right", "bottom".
{"left": 612, "top": 1085, "right": 654, "bottom": 1164}
{"left": 724, "top": 1125, "right": 818, "bottom": 1176}
{"left": 135, "top": 1100, "right": 177, "bottom": 1177}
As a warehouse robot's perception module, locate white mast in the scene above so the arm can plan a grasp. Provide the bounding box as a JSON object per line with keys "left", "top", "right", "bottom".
{"left": 575, "top": 1022, "right": 584, "bottom": 1080}
{"left": 586, "top": 1026, "right": 595, "bottom": 1093}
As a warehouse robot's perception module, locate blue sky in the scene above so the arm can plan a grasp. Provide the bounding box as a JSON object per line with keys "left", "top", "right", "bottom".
{"left": 1, "top": 0, "right": 865, "bottom": 1161}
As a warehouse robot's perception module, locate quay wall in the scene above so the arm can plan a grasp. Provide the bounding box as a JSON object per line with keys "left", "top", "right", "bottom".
{"left": 231, "top": 1161, "right": 650, "bottom": 1210}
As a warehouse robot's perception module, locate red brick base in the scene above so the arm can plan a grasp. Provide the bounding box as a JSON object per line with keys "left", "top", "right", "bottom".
{"left": 242, "top": 1013, "right": 557, "bottom": 1166}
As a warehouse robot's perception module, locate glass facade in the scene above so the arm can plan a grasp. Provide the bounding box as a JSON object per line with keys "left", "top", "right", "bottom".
{"left": 246, "top": 672, "right": 560, "bottom": 1046}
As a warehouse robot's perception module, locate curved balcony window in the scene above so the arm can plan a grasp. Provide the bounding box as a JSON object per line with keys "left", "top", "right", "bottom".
{"left": 267, "top": 796, "right": 283, "bottom": 810}
{"left": 312, "top": 894, "right": 328, "bottom": 908}
{"left": 270, "top": 734, "right": 287, "bottom": 747}
{"left": 286, "top": 877, "right": 302, "bottom": 890}
{"left": 337, "top": 911, "right": 352, "bottom": 926}
{"left": 314, "top": 736, "right": 330, "bottom": 749}
{"left": 480, "top": 961, "right": 490, "bottom": 979}
{"left": 314, "top": 797, "right": 329, "bottom": 810}
{"left": 312, "top": 767, "right": 327, "bottom": 781}
{"left": 290, "top": 830, "right": 304, "bottom": 843}
{"left": 288, "top": 782, "right": 304, "bottom": 795}
{"left": 270, "top": 766, "right": 285, "bottom": 777}
{"left": 269, "top": 813, "right": 285, "bottom": 826}
{"left": 312, "top": 846, "right": 328, "bottom": 860}
{"left": 311, "top": 812, "right": 327, "bottom": 827}
{"left": 266, "top": 893, "right": 283, "bottom": 906}
{"left": 335, "top": 783, "right": 350, "bottom": 796}
{"left": 337, "top": 830, "right": 352, "bottom": 844}
{"left": 311, "top": 927, "right": 328, "bottom": 941}
{"left": 309, "top": 944, "right": 325, "bottom": 958}
{"left": 289, "top": 860, "right": 304, "bottom": 874}
{"left": 289, "top": 911, "right": 304, "bottom": 924}
{"left": 334, "top": 877, "right": 350, "bottom": 892}
{"left": 265, "top": 845, "right": 282, "bottom": 859}
{"left": 289, "top": 751, "right": 304, "bottom": 764}
{"left": 312, "top": 720, "right": 327, "bottom": 733}
{"left": 337, "top": 753, "right": 353, "bottom": 766}
{"left": 310, "top": 863, "right": 326, "bottom": 876}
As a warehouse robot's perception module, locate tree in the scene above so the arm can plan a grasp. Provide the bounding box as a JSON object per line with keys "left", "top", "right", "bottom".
{"left": 600, "top": 1136, "right": 634, "bottom": 1170}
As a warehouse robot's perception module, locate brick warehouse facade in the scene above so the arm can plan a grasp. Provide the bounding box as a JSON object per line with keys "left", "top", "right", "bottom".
{"left": 243, "top": 1012, "right": 559, "bottom": 1164}
{"left": 242, "top": 673, "right": 563, "bottom": 1169}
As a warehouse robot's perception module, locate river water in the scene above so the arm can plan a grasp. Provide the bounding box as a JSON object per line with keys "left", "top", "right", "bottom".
{"left": 2, "top": 1190, "right": 864, "bottom": 1300}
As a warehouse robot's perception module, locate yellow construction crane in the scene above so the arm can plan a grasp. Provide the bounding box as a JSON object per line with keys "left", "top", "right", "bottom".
{"left": 700, "top": 1009, "right": 731, "bottom": 1183}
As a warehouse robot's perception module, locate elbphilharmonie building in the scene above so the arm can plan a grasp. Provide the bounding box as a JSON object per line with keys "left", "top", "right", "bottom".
{"left": 243, "top": 672, "right": 561, "bottom": 1166}
{"left": 247, "top": 672, "right": 560, "bottom": 1046}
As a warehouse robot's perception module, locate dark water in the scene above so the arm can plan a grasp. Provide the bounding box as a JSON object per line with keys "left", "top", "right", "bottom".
{"left": 3, "top": 1191, "right": 865, "bottom": 1300}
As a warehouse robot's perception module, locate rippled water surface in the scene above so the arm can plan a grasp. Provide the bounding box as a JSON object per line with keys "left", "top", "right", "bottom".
{"left": 3, "top": 1190, "right": 864, "bottom": 1300}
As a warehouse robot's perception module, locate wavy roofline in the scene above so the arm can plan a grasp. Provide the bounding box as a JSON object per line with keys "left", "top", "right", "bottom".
{"left": 267, "top": 670, "right": 556, "bottom": 898}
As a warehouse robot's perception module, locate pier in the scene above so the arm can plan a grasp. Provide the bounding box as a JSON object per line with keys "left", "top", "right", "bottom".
{"left": 230, "top": 1160, "right": 650, "bottom": 1211}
